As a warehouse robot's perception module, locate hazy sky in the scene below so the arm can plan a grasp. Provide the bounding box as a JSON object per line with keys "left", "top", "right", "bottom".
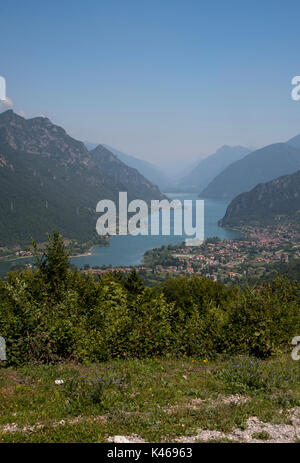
{"left": 1, "top": 0, "right": 300, "bottom": 166}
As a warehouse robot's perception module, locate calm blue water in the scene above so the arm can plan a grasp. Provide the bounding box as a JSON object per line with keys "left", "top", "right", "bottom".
{"left": 0, "top": 194, "right": 239, "bottom": 275}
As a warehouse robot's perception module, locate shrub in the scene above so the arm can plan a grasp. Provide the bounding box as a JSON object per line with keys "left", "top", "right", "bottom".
{"left": 215, "top": 356, "right": 269, "bottom": 393}
{"left": 215, "top": 355, "right": 300, "bottom": 394}
{"left": 223, "top": 278, "right": 300, "bottom": 358}
{"left": 0, "top": 232, "right": 299, "bottom": 365}
{"left": 62, "top": 372, "right": 125, "bottom": 413}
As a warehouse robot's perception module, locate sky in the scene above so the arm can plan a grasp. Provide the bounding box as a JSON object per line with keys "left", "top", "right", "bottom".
{"left": 1, "top": 0, "right": 300, "bottom": 167}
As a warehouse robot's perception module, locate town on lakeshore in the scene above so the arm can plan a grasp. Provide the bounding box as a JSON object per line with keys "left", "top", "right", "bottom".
{"left": 76, "top": 221, "right": 300, "bottom": 285}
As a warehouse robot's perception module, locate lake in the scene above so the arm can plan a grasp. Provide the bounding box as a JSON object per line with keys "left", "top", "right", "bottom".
{"left": 0, "top": 194, "right": 240, "bottom": 275}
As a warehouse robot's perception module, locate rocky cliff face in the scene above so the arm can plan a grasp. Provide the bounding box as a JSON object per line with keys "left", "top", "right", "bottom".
{"left": 0, "top": 110, "right": 90, "bottom": 163}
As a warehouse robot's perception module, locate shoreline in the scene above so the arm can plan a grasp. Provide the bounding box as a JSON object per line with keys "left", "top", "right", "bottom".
{"left": 0, "top": 254, "right": 33, "bottom": 263}
{"left": 0, "top": 196, "right": 238, "bottom": 267}
{"left": 0, "top": 246, "right": 96, "bottom": 264}
{"left": 69, "top": 251, "right": 92, "bottom": 259}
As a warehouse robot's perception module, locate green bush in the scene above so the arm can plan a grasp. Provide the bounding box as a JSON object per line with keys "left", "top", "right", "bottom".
{"left": 223, "top": 279, "right": 300, "bottom": 357}
{"left": 0, "top": 232, "right": 299, "bottom": 365}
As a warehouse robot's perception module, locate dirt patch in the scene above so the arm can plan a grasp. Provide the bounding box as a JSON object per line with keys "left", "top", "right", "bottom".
{"left": 165, "top": 394, "right": 249, "bottom": 414}
{"left": 107, "top": 434, "right": 146, "bottom": 443}
{"left": 1, "top": 414, "right": 107, "bottom": 435}
{"left": 0, "top": 369, "right": 33, "bottom": 386}
{"left": 176, "top": 407, "right": 300, "bottom": 443}
{"left": 217, "top": 395, "right": 249, "bottom": 405}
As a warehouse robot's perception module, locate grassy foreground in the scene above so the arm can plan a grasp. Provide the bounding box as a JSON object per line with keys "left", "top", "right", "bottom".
{"left": 0, "top": 355, "right": 299, "bottom": 443}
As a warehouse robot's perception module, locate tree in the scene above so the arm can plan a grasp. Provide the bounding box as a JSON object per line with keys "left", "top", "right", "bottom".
{"left": 32, "top": 230, "right": 70, "bottom": 295}
{"left": 124, "top": 269, "right": 145, "bottom": 295}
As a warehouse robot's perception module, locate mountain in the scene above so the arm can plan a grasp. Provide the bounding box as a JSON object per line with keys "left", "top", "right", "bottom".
{"left": 0, "top": 110, "right": 164, "bottom": 247}
{"left": 83, "top": 141, "right": 98, "bottom": 151}
{"left": 176, "top": 145, "right": 252, "bottom": 193}
{"left": 85, "top": 142, "right": 168, "bottom": 189}
{"left": 287, "top": 133, "right": 300, "bottom": 149}
{"left": 90, "top": 145, "right": 166, "bottom": 200}
{"left": 200, "top": 143, "right": 300, "bottom": 200}
{"left": 220, "top": 170, "right": 300, "bottom": 227}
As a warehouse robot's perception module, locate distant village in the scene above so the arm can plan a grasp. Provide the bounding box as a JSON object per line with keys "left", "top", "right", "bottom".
{"left": 140, "top": 222, "right": 300, "bottom": 283}
{"left": 77, "top": 222, "right": 300, "bottom": 284}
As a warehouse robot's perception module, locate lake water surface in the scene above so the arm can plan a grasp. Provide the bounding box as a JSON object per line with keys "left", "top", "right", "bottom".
{"left": 0, "top": 194, "right": 240, "bottom": 275}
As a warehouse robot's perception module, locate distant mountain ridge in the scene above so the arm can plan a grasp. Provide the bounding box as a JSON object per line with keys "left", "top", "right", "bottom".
{"left": 85, "top": 142, "right": 168, "bottom": 189}
{"left": 0, "top": 110, "right": 164, "bottom": 247}
{"left": 200, "top": 143, "right": 300, "bottom": 199}
{"left": 220, "top": 169, "right": 300, "bottom": 227}
{"left": 90, "top": 145, "right": 166, "bottom": 200}
{"left": 177, "top": 145, "right": 253, "bottom": 193}
{"left": 287, "top": 133, "right": 300, "bottom": 149}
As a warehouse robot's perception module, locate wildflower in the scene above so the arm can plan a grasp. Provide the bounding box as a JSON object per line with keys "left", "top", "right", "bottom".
{"left": 203, "top": 359, "right": 208, "bottom": 363}
{"left": 149, "top": 387, "right": 152, "bottom": 391}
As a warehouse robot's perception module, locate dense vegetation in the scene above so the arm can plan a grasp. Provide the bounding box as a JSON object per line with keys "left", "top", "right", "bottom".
{"left": 220, "top": 170, "right": 300, "bottom": 226}
{"left": 0, "top": 110, "right": 163, "bottom": 248}
{"left": 95, "top": 143, "right": 168, "bottom": 190}
{"left": 260, "top": 258, "right": 300, "bottom": 283}
{"left": 0, "top": 232, "right": 299, "bottom": 366}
